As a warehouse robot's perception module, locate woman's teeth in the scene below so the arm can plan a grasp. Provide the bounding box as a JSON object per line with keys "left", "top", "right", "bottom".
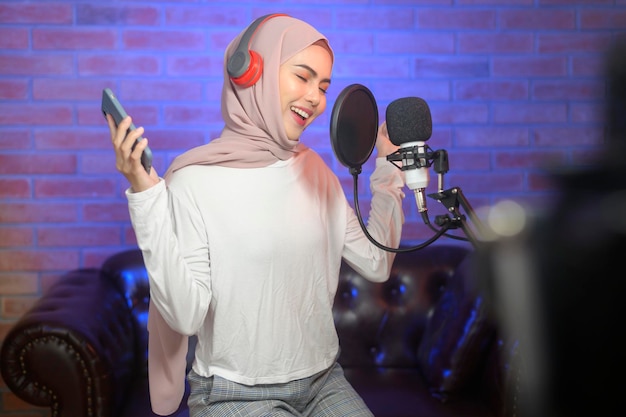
{"left": 291, "top": 106, "right": 309, "bottom": 119}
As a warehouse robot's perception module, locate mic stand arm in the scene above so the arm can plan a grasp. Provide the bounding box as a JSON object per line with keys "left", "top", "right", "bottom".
{"left": 428, "top": 149, "right": 486, "bottom": 248}
{"left": 428, "top": 187, "right": 484, "bottom": 248}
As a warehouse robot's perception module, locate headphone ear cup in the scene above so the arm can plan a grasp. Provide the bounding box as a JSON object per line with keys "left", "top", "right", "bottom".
{"left": 230, "top": 50, "right": 263, "bottom": 88}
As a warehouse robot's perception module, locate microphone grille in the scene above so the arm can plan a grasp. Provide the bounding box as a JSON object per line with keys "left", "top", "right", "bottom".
{"left": 386, "top": 97, "right": 432, "bottom": 146}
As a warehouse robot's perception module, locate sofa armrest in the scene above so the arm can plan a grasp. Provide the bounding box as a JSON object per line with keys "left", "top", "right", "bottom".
{"left": 0, "top": 268, "right": 138, "bottom": 417}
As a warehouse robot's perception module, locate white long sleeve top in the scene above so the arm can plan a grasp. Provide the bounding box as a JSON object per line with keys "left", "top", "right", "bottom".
{"left": 127, "top": 148, "right": 404, "bottom": 386}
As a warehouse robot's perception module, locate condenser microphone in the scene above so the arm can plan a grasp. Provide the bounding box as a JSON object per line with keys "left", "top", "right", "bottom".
{"left": 386, "top": 97, "right": 433, "bottom": 221}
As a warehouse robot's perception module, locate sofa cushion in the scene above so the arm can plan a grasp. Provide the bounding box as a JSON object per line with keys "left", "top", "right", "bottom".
{"left": 344, "top": 368, "right": 496, "bottom": 417}
{"left": 416, "top": 253, "right": 495, "bottom": 402}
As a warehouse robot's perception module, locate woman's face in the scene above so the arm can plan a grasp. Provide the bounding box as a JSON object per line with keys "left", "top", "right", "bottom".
{"left": 279, "top": 41, "right": 332, "bottom": 141}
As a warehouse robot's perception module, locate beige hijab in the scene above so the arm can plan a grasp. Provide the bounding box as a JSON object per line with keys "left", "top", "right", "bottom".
{"left": 148, "top": 15, "right": 333, "bottom": 415}
{"left": 163, "top": 14, "right": 334, "bottom": 177}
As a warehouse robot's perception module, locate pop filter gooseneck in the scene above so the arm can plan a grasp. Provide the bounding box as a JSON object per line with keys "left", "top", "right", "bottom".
{"left": 329, "top": 84, "right": 449, "bottom": 253}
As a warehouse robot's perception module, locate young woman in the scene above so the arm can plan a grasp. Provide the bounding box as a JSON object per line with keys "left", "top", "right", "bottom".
{"left": 107, "top": 14, "right": 405, "bottom": 417}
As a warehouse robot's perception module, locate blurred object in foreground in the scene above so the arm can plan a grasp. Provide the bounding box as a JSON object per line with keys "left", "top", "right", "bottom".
{"left": 478, "top": 36, "right": 626, "bottom": 417}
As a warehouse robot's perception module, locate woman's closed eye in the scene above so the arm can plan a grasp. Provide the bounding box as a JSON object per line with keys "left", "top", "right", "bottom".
{"left": 295, "top": 66, "right": 329, "bottom": 95}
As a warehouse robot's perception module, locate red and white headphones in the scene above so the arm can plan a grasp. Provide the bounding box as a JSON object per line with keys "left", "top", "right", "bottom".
{"left": 227, "top": 13, "right": 288, "bottom": 88}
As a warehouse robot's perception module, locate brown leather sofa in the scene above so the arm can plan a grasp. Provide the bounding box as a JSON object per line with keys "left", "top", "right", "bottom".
{"left": 0, "top": 244, "right": 517, "bottom": 417}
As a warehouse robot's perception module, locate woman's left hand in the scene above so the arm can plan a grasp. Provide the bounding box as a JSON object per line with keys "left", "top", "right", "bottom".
{"left": 375, "top": 121, "right": 400, "bottom": 158}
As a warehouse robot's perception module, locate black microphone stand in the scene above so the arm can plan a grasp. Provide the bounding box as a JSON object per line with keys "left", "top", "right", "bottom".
{"left": 428, "top": 186, "right": 483, "bottom": 248}
{"left": 387, "top": 146, "right": 486, "bottom": 249}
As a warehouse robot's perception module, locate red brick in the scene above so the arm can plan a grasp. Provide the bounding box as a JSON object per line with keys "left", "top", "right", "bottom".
{"left": 0, "top": 104, "right": 72, "bottom": 125}
{"left": 0, "top": 250, "right": 79, "bottom": 272}
{"left": 372, "top": 80, "right": 450, "bottom": 102}
{"left": 493, "top": 103, "right": 567, "bottom": 123}
{"left": 336, "top": 9, "right": 414, "bottom": 30}
{"left": 0, "top": 27, "right": 29, "bottom": 49}
{"left": 493, "top": 56, "right": 567, "bottom": 77}
{"left": 0, "top": 130, "right": 30, "bottom": 150}
{"left": 500, "top": 9, "right": 575, "bottom": 30}
{"left": 414, "top": 57, "right": 489, "bottom": 78}
{"left": 0, "top": 227, "right": 33, "bottom": 247}
{"left": 335, "top": 56, "right": 410, "bottom": 79}
{"left": 581, "top": 9, "right": 626, "bottom": 29}
{"left": 456, "top": 127, "right": 529, "bottom": 147}
{"left": 532, "top": 80, "right": 604, "bottom": 100}
{"left": 166, "top": 55, "right": 223, "bottom": 77}
{"left": 33, "top": 28, "right": 116, "bottom": 50}
{"left": 458, "top": 33, "right": 533, "bottom": 54}
{"left": 533, "top": 127, "right": 604, "bottom": 147}
{"left": 572, "top": 54, "right": 606, "bottom": 77}
{"left": 78, "top": 53, "right": 161, "bottom": 76}
{"left": 0, "top": 3, "right": 72, "bottom": 24}
{"left": 3, "top": 290, "right": 38, "bottom": 314}
{"left": 34, "top": 178, "right": 116, "bottom": 198}
{"left": 0, "top": 54, "right": 73, "bottom": 76}
{"left": 76, "top": 3, "right": 160, "bottom": 25}
{"left": 0, "top": 179, "right": 30, "bottom": 198}
{"left": 377, "top": 33, "right": 454, "bottom": 54}
{"left": 83, "top": 202, "right": 131, "bottom": 222}
{"left": 0, "top": 203, "right": 78, "bottom": 223}
{"left": 123, "top": 29, "right": 205, "bottom": 51}
{"left": 456, "top": 80, "right": 528, "bottom": 100}
{"left": 538, "top": 33, "right": 613, "bottom": 53}
{"left": 37, "top": 226, "right": 121, "bottom": 247}
{"left": 0, "top": 154, "right": 76, "bottom": 174}
{"left": 0, "top": 80, "right": 28, "bottom": 100}
{"left": 0, "top": 273, "right": 38, "bottom": 295}
{"left": 495, "top": 150, "right": 567, "bottom": 169}
{"left": 418, "top": 9, "right": 496, "bottom": 30}
{"left": 165, "top": 5, "right": 243, "bottom": 26}
{"left": 119, "top": 80, "right": 205, "bottom": 101}
{"left": 79, "top": 152, "right": 117, "bottom": 175}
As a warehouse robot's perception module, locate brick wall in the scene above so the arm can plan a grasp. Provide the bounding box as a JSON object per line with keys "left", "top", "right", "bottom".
{"left": 1, "top": 0, "right": 625, "bottom": 415}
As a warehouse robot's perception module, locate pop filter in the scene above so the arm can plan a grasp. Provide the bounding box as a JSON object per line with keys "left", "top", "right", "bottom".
{"left": 330, "top": 84, "right": 378, "bottom": 171}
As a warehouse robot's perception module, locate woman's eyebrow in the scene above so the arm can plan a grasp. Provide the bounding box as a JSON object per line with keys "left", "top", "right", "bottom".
{"left": 294, "top": 64, "right": 332, "bottom": 84}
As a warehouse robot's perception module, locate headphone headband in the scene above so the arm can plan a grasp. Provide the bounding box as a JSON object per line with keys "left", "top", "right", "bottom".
{"left": 227, "top": 13, "right": 289, "bottom": 87}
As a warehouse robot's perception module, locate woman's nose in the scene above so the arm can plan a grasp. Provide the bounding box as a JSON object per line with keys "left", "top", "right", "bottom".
{"left": 305, "top": 86, "right": 321, "bottom": 106}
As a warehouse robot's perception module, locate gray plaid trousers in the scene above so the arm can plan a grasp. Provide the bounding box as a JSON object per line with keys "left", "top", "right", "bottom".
{"left": 187, "top": 361, "right": 374, "bottom": 417}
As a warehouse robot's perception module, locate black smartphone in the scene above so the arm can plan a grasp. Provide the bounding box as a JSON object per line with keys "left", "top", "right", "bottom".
{"left": 101, "top": 88, "right": 153, "bottom": 173}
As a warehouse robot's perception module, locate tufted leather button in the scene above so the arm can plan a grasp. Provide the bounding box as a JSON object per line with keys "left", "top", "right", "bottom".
{"left": 369, "top": 345, "right": 387, "bottom": 365}
{"left": 382, "top": 276, "right": 411, "bottom": 307}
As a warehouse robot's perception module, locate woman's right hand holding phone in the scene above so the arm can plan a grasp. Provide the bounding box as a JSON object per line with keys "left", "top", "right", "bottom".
{"left": 107, "top": 114, "right": 160, "bottom": 192}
